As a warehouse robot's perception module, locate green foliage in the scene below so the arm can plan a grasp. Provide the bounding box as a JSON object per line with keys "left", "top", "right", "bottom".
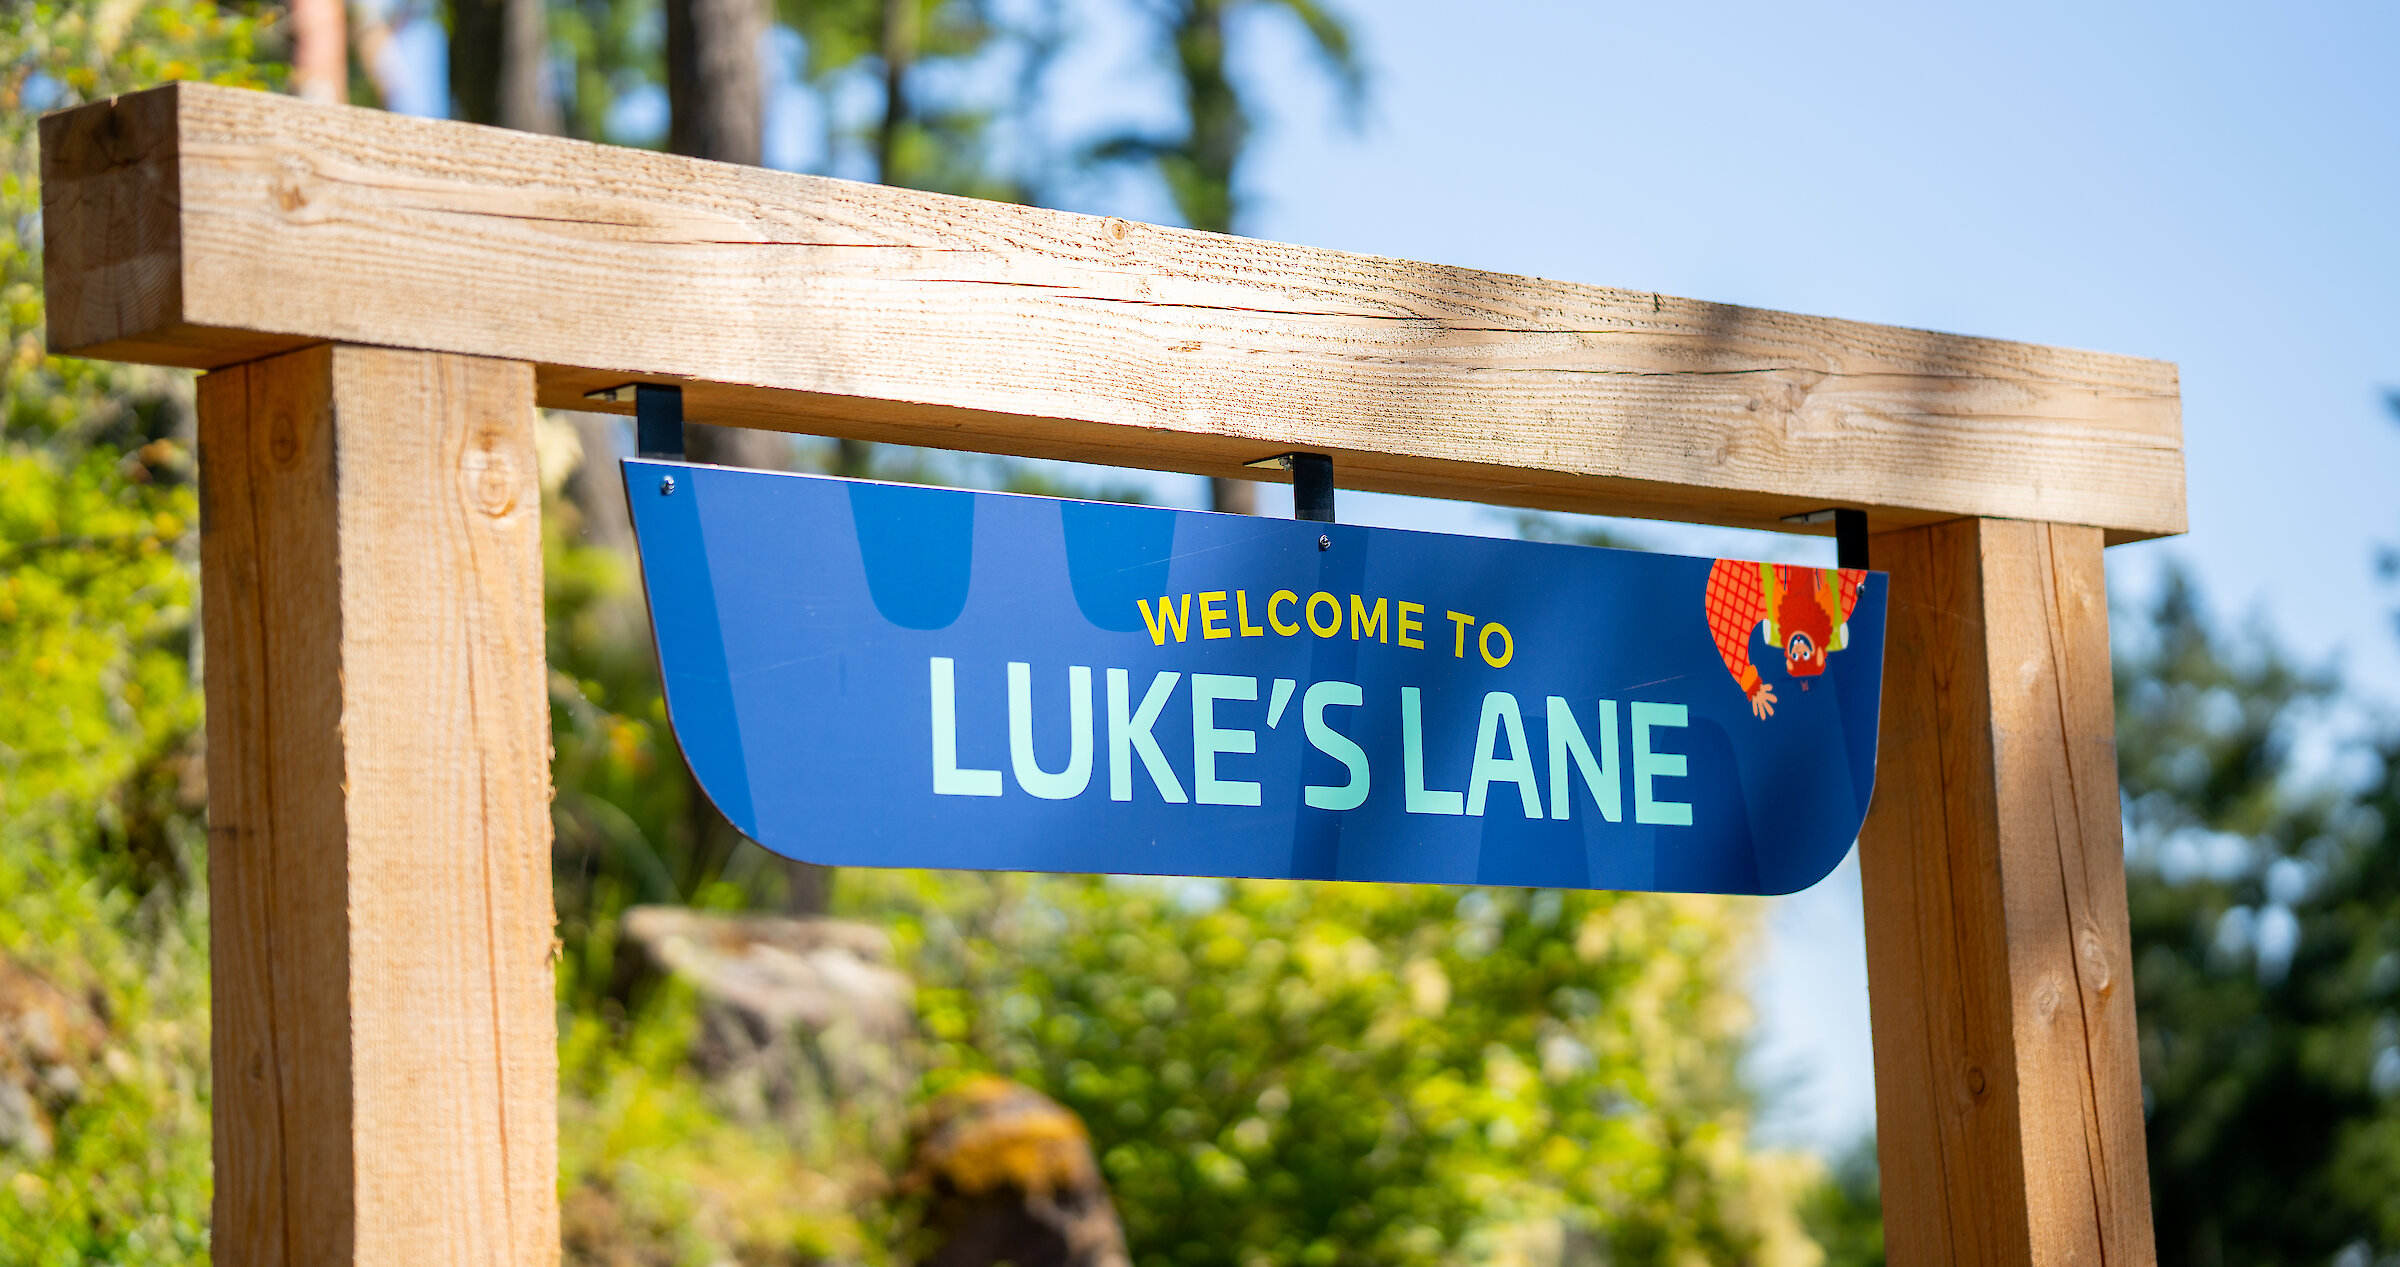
{"left": 543, "top": 0, "right": 1366, "bottom": 215}
{"left": 2384, "top": 391, "right": 2400, "bottom": 643}
{"left": 0, "top": 0, "right": 280, "bottom": 111}
{"left": 1507, "top": 512, "right": 1635, "bottom": 552}
{"left": 540, "top": 0, "right": 1038, "bottom": 197}
{"left": 544, "top": 460, "right": 713, "bottom": 923}
{"left": 549, "top": 0, "right": 661, "bottom": 144}
{"left": 1796, "top": 1137, "right": 1881, "bottom": 1267}
{"left": 557, "top": 971, "right": 885, "bottom": 1265}
{"left": 0, "top": 816, "right": 214, "bottom": 1265}
{"left": 0, "top": 5, "right": 279, "bottom": 1261}
{"left": 787, "top": 0, "right": 1038, "bottom": 199}
{"left": 1, "top": 0, "right": 278, "bottom": 462}
{"left": 0, "top": 444, "right": 196, "bottom": 807}
{"left": 1089, "top": 0, "right": 1362, "bottom": 234}
{"left": 858, "top": 871, "right": 1822, "bottom": 1266}
{"left": 2117, "top": 568, "right": 2400, "bottom": 1264}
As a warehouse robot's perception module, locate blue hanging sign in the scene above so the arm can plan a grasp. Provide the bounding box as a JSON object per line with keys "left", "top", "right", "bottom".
{"left": 623, "top": 461, "right": 1886, "bottom": 895}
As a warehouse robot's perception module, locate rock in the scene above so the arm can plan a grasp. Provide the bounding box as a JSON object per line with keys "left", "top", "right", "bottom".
{"left": 620, "top": 906, "right": 917, "bottom": 1123}
{"left": 623, "top": 906, "right": 913, "bottom": 1041}
{"left": 902, "top": 1076, "right": 1130, "bottom": 1267}
{"left": 0, "top": 956, "right": 105, "bottom": 1160}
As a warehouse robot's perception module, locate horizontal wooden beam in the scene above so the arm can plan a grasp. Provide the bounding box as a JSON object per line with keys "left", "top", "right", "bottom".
{"left": 44, "top": 82, "right": 2184, "bottom": 540}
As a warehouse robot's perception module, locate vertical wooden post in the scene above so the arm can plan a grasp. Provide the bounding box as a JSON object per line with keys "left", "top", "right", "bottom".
{"left": 1859, "top": 518, "right": 2155, "bottom": 1265}
{"left": 199, "top": 344, "right": 559, "bottom": 1265}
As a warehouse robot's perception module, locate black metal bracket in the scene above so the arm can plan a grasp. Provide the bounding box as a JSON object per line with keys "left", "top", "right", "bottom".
{"left": 1835, "top": 509, "right": 1869, "bottom": 570}
{"left": 1245, "top": 452, "right": 1336, "bottom": 523}
{"left": 635, "top": 385, "right": 686, "bottom": 460}
{"left": 588, "top": 383, "right": 686, "bottom": 459}
{"left": 1783, "top": 507, "right": 1871, "bottom": 570}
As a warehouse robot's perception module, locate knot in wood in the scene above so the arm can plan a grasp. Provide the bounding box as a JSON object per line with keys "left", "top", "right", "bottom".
{"left": 266, "top": 409, "right": 302, "bottom": 468}
{"left": 461, "top": 427, "right": 522, "bottom": 518}
{"left": 2078, "top": 924, "right": 2113, "bottom": 995}
{"left": 2034, "top": 975, "right": 2065, "bottom": 1023}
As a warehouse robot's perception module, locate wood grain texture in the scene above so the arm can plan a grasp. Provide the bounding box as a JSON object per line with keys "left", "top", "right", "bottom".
{"left": 48, "top": 82, "right": 2184, "bottom": 540}
{"left": 201, "top": 352, "right": 355, "bottom": 1263}
{"left": 200, "top": 344, "right": 558, "bottom": 1265}
{"left": 1859, "top": 519, "right": 2155, "bottom": 1267}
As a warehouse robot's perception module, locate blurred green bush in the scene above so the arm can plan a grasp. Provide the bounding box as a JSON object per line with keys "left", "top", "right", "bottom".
{"left": 0, "top": 5, "right": 273, "bottom": 1260}
{"left": 860, "top": 870, "right": 1821, "bottom": 1266}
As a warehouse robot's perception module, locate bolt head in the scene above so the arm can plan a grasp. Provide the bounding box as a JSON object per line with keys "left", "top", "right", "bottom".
{"left": 1318, "top": 534, "right": 1331, "bottom": 551}
{"left": 659, "top": 475, "right": 676, "bottom": 495}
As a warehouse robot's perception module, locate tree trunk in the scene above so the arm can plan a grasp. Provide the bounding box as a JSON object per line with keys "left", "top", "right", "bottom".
{"left": 452, "top": 0, "right": 559, "bottom": 132}
{"left": 877, "top": 0, "right": 917, "bottom": 185}
{"left": 289, "top": 0, "right": 346, "bottom": 104}
{"left": 1170, "top": 0, "right": 1239, "bottom": 235}
{"left": 1209, "top": 476, "right": 1255, "bottom": 515}
{"left": 667, "top": 0, "right": 767, "bottom": 165}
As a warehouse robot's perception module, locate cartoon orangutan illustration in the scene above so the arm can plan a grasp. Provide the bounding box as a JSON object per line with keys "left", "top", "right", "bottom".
{"left": 1704, "top": 560, "right": 1866, "bottom": 719}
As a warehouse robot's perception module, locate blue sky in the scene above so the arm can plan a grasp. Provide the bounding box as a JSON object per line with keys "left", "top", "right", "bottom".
{"left": 382, "top": 0, "right": 2400, "bottom": 1153}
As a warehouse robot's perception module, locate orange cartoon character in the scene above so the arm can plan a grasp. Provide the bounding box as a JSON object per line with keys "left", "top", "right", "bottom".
{"left": 1704, "top": 560, "right": 1866, "bottom": 719}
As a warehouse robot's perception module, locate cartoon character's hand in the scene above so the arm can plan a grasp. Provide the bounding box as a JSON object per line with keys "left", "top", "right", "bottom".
{"left": 1749, "top": 682, "right": 1777, "bottom": 719}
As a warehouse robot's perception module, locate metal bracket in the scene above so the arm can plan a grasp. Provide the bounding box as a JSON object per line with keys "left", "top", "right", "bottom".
{"left": 1783, "top": 507, "right": 1870, "bottom": 570}
{"left": 1245, "top": 452, "right": 1336, "bottom": 523}
{"left": 587, "top": 383, "right": 687, "bottom": 460}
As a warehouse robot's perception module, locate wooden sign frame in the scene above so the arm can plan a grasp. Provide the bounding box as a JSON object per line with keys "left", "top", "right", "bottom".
{"left": 41, "top": 81, "right": 2171, "bottom": 1265}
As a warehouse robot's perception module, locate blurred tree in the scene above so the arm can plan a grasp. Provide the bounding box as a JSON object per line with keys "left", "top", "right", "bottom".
{"left": 2115, "top": 567, "right": 2400, "bottom": 1264}
{"left": 1797, "top": 1137, "right": 1882, "bottom": 1267}
{"left": 778, "top": 0, "right": 1027, "bottom": 481}
{"left": 1090, "top": 0, "right": 1360, "bottom": 237}
{"left": 452, "top": 0, "right": 559, "bottom": 130}
{"left": 2, "top": 1, "right": 276, "bottom": 875}
{"left": 1086, "top": 0, "right": 1359, "bottom": 515}
{"left": 667, "top": 0, "right": 764, "bottom": 162}
{"left": 866, "top": 872, "right": 1822, "bottom": 1266}
{"left": 0, "top": 4, "right": 278, "bottom": 1259}
{"left": 551, "top": 0, "right": 660, "bottom": 144}
{"left": 289, "top": 0, "right": 344, "bottom": 99}
{"left": 773, "top": 0, "right": 1047, "bottom": 202}
{"left": 2381, "top": 389, "right": 2400, "bottom": 642}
